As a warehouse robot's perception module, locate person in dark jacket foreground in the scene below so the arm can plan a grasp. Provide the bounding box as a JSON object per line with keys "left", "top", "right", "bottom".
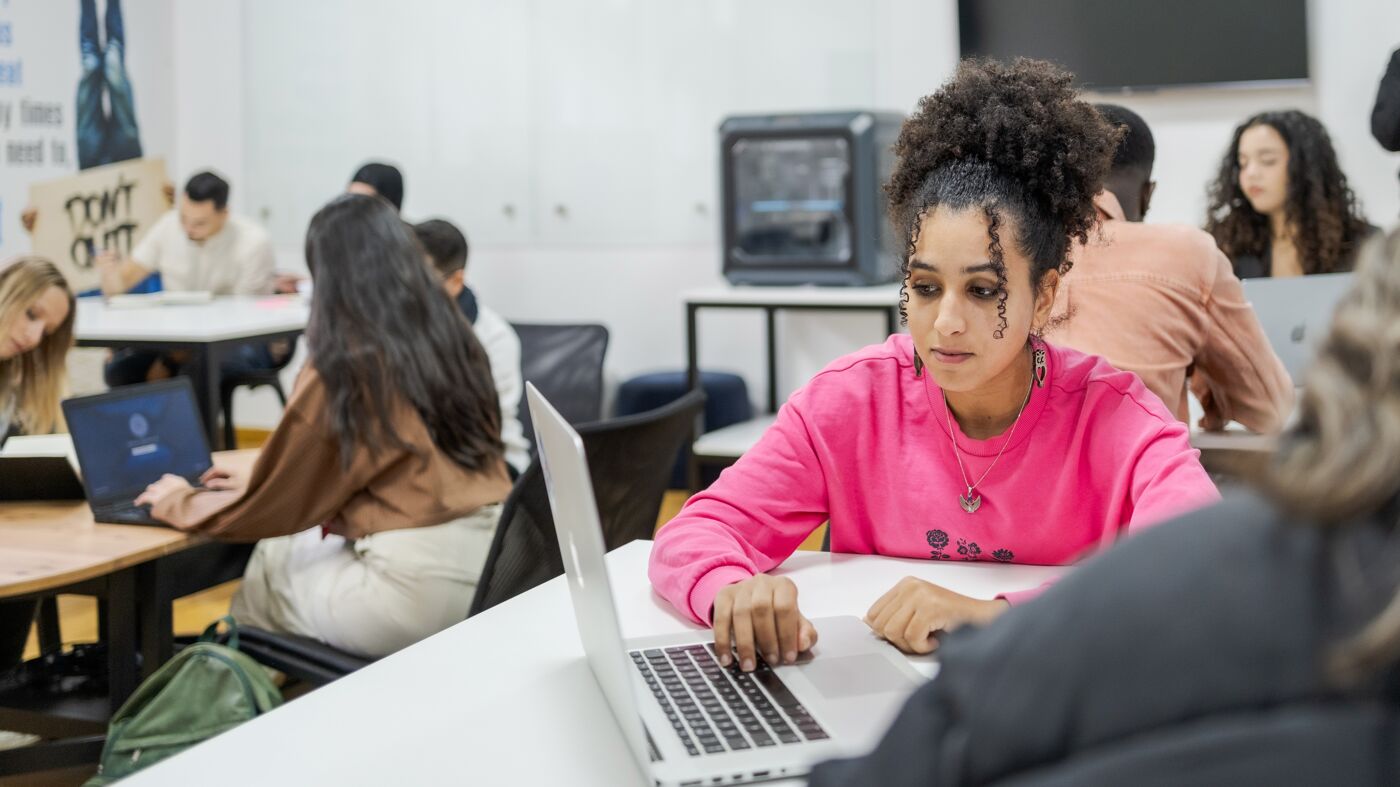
{"left": 809, "top": 228, "right": 1400, "bottom": 786}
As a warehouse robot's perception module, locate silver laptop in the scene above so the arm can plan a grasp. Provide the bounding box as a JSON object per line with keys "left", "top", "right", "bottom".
{"left": 1241, "top": 272, "right": 1353, "bottom": 384}
{"left": 526, "top": 383, "right": 924, "bottom": 787}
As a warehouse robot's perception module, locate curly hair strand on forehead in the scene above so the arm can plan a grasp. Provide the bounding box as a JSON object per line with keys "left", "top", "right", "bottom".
{"left": 1205, "top": 110, "right": 1371, "bottom": 275}
{"left": 887, "top": 58, "right": 1120, "bottom": 329}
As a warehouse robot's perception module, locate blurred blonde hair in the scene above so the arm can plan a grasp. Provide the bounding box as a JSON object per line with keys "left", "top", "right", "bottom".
{"left": 0, "top": 257, "right": 75, "bottom": 433}
{"left": 1254, "top": 228, "right": 1400, "bottom": 680}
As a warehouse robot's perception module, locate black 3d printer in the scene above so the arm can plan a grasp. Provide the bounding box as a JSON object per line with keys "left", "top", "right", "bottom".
{"left": 719, "top": 111, "right": 904, "bottom": 286}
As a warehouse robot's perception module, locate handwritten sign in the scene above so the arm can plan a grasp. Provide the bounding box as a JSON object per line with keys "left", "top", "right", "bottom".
{"left": 27, "top": 157, "right": 168, "bottom": 292}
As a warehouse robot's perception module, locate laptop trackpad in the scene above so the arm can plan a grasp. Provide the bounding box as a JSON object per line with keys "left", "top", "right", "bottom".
{"left": 800, "top": 654, "right": 916, "bottom": 699}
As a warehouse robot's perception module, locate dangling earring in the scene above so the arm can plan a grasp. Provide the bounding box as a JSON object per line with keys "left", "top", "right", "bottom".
{"left": 1033, "top": 347, "right": 1047, "bottom": 388}
{"left": 913, "top": 351, "right": 924, "bottom": 378}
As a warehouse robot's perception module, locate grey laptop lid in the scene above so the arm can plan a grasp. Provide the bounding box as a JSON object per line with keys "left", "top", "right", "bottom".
{"left": 1240, "top": 272, "right": 1352, "bottom": 384}
{"left": 525, "top": 382, "right": 657, "bottom": 776}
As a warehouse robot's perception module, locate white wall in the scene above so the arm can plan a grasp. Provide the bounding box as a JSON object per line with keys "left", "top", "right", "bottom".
{"left": 178, "top": 0, "right": 1400, "bottom": 428}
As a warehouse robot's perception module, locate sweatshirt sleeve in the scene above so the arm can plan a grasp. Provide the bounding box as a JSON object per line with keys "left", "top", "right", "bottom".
{"left": 1001, "top": 418, "right": 1219, "bottom": 607}
{"left": 1190, "top": 252, "right": 1294, "bottom": 433}
{"left": 152, "top": 374, "right": 392, "bottom": 541}
{"left": 649, "top": 395, "right": 831, "bottom": 625}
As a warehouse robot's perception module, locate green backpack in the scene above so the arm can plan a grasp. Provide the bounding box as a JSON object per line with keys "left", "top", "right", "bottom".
{"left": 85, "top": 617, "right": 282, "bottom": 785}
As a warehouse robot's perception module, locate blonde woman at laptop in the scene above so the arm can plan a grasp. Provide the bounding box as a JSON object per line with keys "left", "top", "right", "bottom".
{"left": 650, "top": 59, "right": 1221, "bottom": 673}
{"left": 0, "top": 256, "right": 74, "bottom": 675}
{"left": 136, "top": 195, "right": 511, "bottom": 658}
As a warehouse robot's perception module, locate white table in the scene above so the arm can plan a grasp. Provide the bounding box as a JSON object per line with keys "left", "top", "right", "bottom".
{"left": 684, "top": 285, "right": 901, "bottom": 488}
{"left": 74, "top": 296, "right": 309, "bottom": 448}
{"left": 126, "top": 540, "right": 1064, "bottom": 786}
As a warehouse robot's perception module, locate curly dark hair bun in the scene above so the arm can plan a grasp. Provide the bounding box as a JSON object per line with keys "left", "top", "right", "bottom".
{"left": 886, "top": 58, "right": 1120, "bottom": 329}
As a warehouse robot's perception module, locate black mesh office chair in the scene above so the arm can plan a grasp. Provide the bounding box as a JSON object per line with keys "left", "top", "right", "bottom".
{"left": 470, "top": 388, "right": 705, "bottom": 615}
{"left": 512, "top": 323, "right": 609, "bottom": 450}
{"left": 220, "top": 339, "right": 297, "bottom": 449}
{"left": 236, "top": 389, "right": 705, "bottom": 686}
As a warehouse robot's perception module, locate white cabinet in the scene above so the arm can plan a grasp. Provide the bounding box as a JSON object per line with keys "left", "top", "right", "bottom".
{"left": 243, "top": 0, "right": 533, "bottom": 246}
{"left": 242, "top": 0, "right": 879, "bottom": 248}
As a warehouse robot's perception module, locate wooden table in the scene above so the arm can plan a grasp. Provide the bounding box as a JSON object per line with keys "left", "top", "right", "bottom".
{"left": 0, "top": 451, "right": 259, "bottom": 777}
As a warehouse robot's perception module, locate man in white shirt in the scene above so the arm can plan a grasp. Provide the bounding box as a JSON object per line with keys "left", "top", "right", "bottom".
{"left": 100, "top": 171, "right": 278, "bottom": 387}
{"left": 412, "top": 219, "right": 530, "bottom": 476}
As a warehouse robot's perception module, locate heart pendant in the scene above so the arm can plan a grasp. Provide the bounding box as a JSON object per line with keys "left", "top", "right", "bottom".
{"left": 959, "top": 493, "right": 981, "bottom": 514}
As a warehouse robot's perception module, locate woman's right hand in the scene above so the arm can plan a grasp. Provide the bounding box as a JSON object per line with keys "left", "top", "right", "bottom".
{"left": 199, "top": 465, "right": 244, "bottom": 491}
{"left": 711, "top": 574, "right": 818, "bottom": 672}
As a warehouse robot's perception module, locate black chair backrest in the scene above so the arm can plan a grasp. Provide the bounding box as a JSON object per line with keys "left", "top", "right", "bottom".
{"left": 512, "top": 323, "right": 609, "bottom": 450}
{"left": 469, "top": 388, "right": 706, "bottom": 616}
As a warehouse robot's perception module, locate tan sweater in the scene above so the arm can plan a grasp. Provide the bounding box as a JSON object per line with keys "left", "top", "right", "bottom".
{"left": 155, "top": 366, "right": 511, "bottom": 541}
{"left": 1047, "top": 192, "right": 1294, "bottom": 433}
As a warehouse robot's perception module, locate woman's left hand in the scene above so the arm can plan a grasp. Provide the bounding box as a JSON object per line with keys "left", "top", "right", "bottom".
{"left": 864, "top": 576, "right": 1010, "bottom": 654}
{"left": 134, "top": 474, "right": 196, "bottom": 529}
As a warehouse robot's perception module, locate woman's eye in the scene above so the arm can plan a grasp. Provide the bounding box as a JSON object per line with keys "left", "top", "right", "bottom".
{"left": 911, "top": 283, "right": 940, "bottom": 297}
{"left": 25, "top": 309, "right": 36, "bottom": 321}
{"left": 970, "top": 286, "right": 998, "bottom": 300}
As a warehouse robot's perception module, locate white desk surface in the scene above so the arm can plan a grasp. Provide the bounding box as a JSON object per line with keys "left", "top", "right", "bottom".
{"left": 75, "top": 295, "right": 309, "bottom": 344}
{"left": 683, "top": 284, "right": 902, "bottom": 308}
{"left": 128, "top": 540, "right": 1064, "bottom": 787}
{"left": 693, "top": 415, "right": 779, "bottom": 459}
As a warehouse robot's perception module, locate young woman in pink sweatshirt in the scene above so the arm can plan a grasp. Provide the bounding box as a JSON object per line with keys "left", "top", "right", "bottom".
{"left": 649, "top": 58, "right": 1221, "bottom": 672}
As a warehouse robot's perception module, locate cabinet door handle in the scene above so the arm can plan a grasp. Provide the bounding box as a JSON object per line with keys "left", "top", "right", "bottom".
{"left": 554, "top": 204, "right": 569, "bottom": 218}
{"left": 502, "top": 204, "right": 516, "bottom": 218}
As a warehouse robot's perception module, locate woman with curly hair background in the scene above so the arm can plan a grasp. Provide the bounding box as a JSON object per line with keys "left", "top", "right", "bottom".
{"left": 649, "top": 58, "right": 1220, "bottom": 673}
{"left": 1206, "top": 110, "right": 1376, "bottom": 278}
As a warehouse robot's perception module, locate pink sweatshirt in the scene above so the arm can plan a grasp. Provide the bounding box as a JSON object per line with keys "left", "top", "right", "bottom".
{"left": 650, "top": 335, "right": 1220, "bottom": 625}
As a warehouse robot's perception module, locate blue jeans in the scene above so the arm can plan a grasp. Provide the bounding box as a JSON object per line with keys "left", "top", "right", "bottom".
{"left": 77, "top": 0, "right": 142, "bottom": 170}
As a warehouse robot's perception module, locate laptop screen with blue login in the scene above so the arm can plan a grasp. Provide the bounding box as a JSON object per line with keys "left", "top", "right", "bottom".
{"left": 63, "top": 379, "right": 213, "bottom": 504}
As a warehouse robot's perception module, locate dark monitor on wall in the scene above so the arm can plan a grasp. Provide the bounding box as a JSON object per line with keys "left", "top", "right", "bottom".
{"left": 958, "top": 0, "right": 1308, "bottom": 91}
{"left": 721, "top": 111, "right": 903, "bottom": 286}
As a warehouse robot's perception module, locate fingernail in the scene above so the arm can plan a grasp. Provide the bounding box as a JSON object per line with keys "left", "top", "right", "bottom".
{"left": 784, "top": 650, "right": 797, "bottom": 664}
{"left": 764, "top": 652, "right": 776, "bottom": 665}
{"left": 742, "top": 658, "right": 755, "bottom": 672}
{"left": 719, "top": 653, "right": 731, "bottom": 667}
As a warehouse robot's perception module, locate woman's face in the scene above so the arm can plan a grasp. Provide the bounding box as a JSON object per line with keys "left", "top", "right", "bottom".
{"left": 1, "top": 285, "right": 69, "bottom": 360}
{"left": 904, "top": 206, "right": 1056, "bottom": 394}
{"left": 1237, "top": 123, "right": 1290, "bottom": 217}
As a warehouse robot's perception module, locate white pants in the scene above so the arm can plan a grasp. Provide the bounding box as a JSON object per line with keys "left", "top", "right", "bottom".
{"left": 231, "top": 503, "right": 503, "bottom": 659}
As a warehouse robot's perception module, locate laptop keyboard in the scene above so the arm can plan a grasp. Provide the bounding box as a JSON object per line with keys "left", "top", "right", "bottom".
{"left": 93, "top": 502, "right": 156, "bottom": 525}
{"left": 630, "top": 643, "right": 829, "bottom": 757}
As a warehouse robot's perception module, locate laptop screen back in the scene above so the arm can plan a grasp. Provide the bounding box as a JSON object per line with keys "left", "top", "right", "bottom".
{"left": 1240, "top": 271, "right": 1353, "bottom": 384}
{"left": 63, "top": 379, "right": 213, "bottom": 504}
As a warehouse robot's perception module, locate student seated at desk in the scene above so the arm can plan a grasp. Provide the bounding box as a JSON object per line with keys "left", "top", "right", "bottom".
{"left": 412, "top": 218, "right": 530, "bottom": 476}
{"left": 1205, "top": 110, "right": 1375, "bottom": 279}
{"left": 649, "top": 59, "right": 1220, "bottom": 672}
{"left": 98, "top": 171, "right": 280, "bottom": 389}
{"left": 136, "top": 195, "right": 511, "bottom": 658}
{"left": 0, "top": 257, "right": 74, "bottom": 671}
{"left": 1045, "top": 105, "right": 1293, "bottom": 433}
{"left": 807, "top": 228, "right": 1400, "bottom": 787}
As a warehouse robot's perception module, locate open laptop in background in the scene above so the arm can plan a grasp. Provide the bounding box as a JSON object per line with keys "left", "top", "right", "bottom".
{"left": 1241, "top": 272, "right": 1353, "bottom": 384}
{"left": 526, "top": 382, "right": 924, "bottom": 787}
{"left": 62, "top": 378, "right": 213, "bottom": 525}
{"left": 0, "top": 434, "right": 85, "bottom": 502}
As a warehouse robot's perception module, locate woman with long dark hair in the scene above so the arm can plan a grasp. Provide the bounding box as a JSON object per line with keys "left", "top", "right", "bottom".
{"left": 1205, "top": 110, "right": 1374, "bottom": 278}
{"left": 138, "top": 195, "right": 511, "bottom": 658}
{"left": 809, "top": 228, "right": 1400, "bottom": 786}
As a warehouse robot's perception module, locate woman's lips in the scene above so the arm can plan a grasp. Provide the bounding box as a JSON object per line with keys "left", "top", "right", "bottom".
{"left": 931, "top": 348, "right": 973, "bottom": 365}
